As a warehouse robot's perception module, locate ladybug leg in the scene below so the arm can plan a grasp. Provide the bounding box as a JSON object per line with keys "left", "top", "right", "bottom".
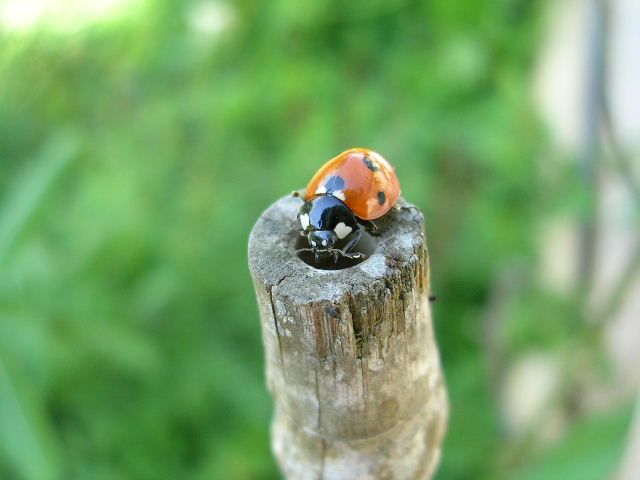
{"left": 343, "top": 229, "right": 362, "bottom": 254}
{"left": 359, "top": 219, "right": 379, "bottom": 236}
{"left": 394, "top": 204, "right": 421, "bottom": 214}
{"left": 331, "top": 230, "right": 365, "bottom": 261}
{"left": 334, "top": 249, "right": 365, "bottom": 260}
{"left": 333, "top": 249, "right": 339, "bottom": 264}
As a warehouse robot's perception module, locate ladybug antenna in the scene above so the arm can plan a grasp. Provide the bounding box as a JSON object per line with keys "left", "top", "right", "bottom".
{"left": 291, "top": 190, "right": 305, "bottom": 202}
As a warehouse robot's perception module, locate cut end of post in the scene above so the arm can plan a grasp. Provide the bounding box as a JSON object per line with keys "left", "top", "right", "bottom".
{"left": 249, "top": 195, "right": 427, "bottom": 301}
{"left": 248, "top": 194, "right": 448, "bottom": 480}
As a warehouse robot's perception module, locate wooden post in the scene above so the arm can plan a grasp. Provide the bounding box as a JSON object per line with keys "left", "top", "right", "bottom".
{"left": 248, "top": 195, "right": 448, "bottom": 480}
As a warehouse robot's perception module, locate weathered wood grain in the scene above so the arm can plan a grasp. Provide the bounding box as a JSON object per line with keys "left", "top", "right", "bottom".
{"left": 248, "top": 194, "right": 448, "bottom": 480}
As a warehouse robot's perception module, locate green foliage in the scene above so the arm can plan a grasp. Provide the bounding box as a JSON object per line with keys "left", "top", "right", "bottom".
{"left": 514, "top": 404, "right": 633, "bottom": 480}
{"left": 0, "top": 1, "right": 631, "bottom": 479}
{"left": 0, "top": 353, "right": 60, "bottom": 480}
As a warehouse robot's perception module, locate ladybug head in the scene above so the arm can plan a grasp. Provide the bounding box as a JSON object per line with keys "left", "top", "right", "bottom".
{"left": 296, "top": 194, "right": 363, "bottom": 264}
{"left": 307, "top": 229, "right": 337, "bottom": 250}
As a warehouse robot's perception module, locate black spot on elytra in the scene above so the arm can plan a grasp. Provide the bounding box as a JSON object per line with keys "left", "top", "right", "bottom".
{"left": 377, "top": 191, "right": 386, "bottom": 205}
{"left": 324, "top": 175, "right": 345, "bottom": 193}
{"left": 363, "top": 156, "right": 378, "bottom": 171}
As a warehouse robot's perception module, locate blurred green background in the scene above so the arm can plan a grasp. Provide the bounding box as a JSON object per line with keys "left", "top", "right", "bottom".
{"left": 0, "top": 0, "right": 635, "bottom": 479}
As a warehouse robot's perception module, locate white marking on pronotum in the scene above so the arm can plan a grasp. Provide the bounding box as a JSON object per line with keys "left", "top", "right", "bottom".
{"left": 322, "top": 239, "right": 327, "bottom": 246}
{"left": 332, "top": 190, "right": 346, "bottom": 201}
{"left": 310, "top": 240, "right": 317, "bottom": 247}
{"left": 315, "top": 184, "right": 327, "bottom": 195}
{"left": 334, "top": 222, "right": 352, "bottom": 239}
{"left": 299, "top": 213, "right": 310, "bottom": 230}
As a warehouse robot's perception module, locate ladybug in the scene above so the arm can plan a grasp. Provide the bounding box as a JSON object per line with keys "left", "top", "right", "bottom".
{"left": 294, "top": 147, "right": 401, "bottom": 264}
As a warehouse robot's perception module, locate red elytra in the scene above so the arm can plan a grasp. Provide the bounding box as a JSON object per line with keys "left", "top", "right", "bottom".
{"left": 305, "top": 148, "right": 401, "bottom": 220}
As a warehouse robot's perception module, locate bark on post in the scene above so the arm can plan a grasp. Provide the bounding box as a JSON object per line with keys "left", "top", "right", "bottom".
{"left": 248, "top": 194, "right": 448, "bottom": 480}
